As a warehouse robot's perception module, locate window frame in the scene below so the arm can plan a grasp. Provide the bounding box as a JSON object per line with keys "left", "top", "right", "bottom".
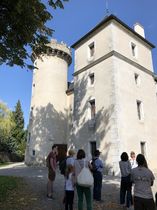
{"left": 89, "top": 73, "right": 95, "bottom": 86}
{"left": 89, "top": 99, "right": 96, "bottom": 119}
{"left": 136, "top": 100, "right": 144, "bottom": 121}
{"left": 131, "top": 42, "right": 138, "bottom": 58}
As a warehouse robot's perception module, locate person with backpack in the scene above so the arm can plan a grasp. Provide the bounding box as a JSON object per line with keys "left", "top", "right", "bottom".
{"left": 66, "top": 149, "right": 75, "bottom": 166}
{"left": 59, "top": 149, "right": 75, "bottom": 176}
{"left": 74, "top": 149, "right": 93, "bottom": 210}
{"left": 46, "top": 145, "right": 58, "bottom": 200}
{"left": 91, "top": 149, "right": 103, "bottom": 202}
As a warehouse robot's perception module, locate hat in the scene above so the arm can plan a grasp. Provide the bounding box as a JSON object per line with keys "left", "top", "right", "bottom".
{"left": 94, "top": 149, "right": 101, "bottom": 156}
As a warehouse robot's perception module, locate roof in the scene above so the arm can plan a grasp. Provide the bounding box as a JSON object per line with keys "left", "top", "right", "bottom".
{"left": 71, "top": 15, "right": 155, "bottom": 49}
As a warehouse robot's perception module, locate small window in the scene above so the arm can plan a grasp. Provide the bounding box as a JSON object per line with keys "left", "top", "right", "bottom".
{"left": 140, "top": 141, "right": 146, "bottom": 156}
{"left": 89, "top": 73, "right": 94, "bottom": 85}
{"left": 131, "top": 43, "right": 137, "bottom": 57}
{"left": 134, "top": 73, "right": 140, "bottom": 86}
{"left": 32, "top": 150, "right": 35, "bottom": 156}
{"left": 89, "top": 42, "right": 95, "bottom": 57}
{"left": 136, "top": 100, "right": 143, "bottom": 120}
{"left": 89, "top": 100, "right": 96, "bottom": 119}
{"left": 90, "top": 141, "right": 96, "bottom": 157}
{"left": 33, "top": 83, "right": 35, "bottom": 87}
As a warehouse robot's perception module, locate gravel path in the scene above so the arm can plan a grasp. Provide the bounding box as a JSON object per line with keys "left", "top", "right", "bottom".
{"left": 0, "top": 163, "right": 157, "bottom": 210}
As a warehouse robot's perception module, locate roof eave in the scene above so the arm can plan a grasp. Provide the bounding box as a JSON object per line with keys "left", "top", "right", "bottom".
{"left": 71, "top": 15, "right": 155, "bottom": 49}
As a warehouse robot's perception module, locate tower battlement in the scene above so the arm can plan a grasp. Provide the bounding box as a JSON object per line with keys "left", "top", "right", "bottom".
{"left": 32, "top": 39, "right": 72, "bottom": 66}
{"left": 47, "top": 39, "right": 72, "bottom": 66}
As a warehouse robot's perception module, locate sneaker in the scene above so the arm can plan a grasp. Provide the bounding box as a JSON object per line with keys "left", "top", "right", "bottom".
{"left": 47, "top": 195, "right": 54, "bottom": 200}
{"left": 94, "top": 199, "right": 104, "bottom": 203}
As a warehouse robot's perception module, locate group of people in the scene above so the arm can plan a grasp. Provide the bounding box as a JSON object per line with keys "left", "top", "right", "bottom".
{"left": 119, "top": 151, "right": 155, "bottom": 210}
{"left": 46, "top": 145, "right": 156, "bottom": 210}
{"left": 46, "top": 145, "right": 103, "bottom": 210}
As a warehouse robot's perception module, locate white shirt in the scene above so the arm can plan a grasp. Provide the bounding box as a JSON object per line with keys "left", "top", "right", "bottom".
{"left": 65, "top": 173, "right": 74, "bottom": 191}
{"left": 130, "top": 158, "right": 138, "bottom": 169}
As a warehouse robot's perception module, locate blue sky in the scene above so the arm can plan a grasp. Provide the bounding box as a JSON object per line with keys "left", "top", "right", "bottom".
{"left": 0, "top": 0, "right": 157, "bottom": 127}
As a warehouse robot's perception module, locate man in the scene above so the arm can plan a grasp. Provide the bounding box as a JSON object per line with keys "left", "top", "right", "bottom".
{"left": 47, "top": 145, "right": 58, "bottom": 199}
{"left": 92, "top": 149, "right": 103, "bottom": 202}
{"left": 130, "top": 151, "right": 138, "bottom": 169}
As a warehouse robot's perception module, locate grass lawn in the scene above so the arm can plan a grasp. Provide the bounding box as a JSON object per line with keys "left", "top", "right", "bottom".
{"left": 0, "top": 176, "right": 38, "bottom": 210}
{"left": 0, "top": 176, "right": 19, "bottom": 202}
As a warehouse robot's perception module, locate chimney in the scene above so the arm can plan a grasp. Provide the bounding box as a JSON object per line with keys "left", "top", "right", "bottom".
{"left": 134, "top": 22, "right": 145, "bottom": 38}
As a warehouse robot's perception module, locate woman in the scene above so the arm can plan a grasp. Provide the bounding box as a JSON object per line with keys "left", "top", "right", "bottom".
{"left": 119, "top": 152, "right": 132, "bottom": 208}
{"left": 131, "top": 154, "right": 155, "bottom": 210}
{"left": 66, "top": 149, "right": 76, "bottom": 166}
{"left": 74, "top": 149, "right": 92, "bottom": 210}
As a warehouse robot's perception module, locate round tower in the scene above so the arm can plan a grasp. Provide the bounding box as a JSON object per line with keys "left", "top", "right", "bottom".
{"left": 25, "top": 39, "right": 72, "bottom": 165}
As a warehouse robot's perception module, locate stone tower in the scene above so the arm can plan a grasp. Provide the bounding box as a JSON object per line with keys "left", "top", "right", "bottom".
{"left": 25, "top": 39, "right": 72, "bottom": 165}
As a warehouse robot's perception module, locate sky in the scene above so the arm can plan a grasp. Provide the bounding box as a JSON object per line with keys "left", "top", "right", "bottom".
{"left": 0, "top": 0, "right": 157, "bottom": 127}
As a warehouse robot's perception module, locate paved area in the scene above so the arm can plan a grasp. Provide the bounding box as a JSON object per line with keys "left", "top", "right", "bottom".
{"left": 0, "top": 163, "right": 157, "bottom": 210}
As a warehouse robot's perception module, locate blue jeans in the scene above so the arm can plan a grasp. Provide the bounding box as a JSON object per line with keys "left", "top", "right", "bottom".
{"left": 93, "top": 171, "right": 102, "bottom": 201}
{"left": 120, "top": 175, "right": 132, "bottom": 208}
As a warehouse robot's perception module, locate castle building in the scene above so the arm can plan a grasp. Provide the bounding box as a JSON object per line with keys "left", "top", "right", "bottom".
{"left": 25, "top": 15, "right": 157, "bottom": 175}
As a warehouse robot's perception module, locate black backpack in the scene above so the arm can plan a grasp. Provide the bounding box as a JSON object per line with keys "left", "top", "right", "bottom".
{"left": 91, "top": 158, "right": 98, "bottom": 172}
{"left": 59, "top": 157, "right": 67, "bottom": 175}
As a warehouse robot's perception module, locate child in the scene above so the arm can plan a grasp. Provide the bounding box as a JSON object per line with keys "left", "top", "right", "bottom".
{"left": 64, "top": 164, "right": 75, "bottom": 210}
{"left": 119, "top": 152, "right": 132, "bottom": 209}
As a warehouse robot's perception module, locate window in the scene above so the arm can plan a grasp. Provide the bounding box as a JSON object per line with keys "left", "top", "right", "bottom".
{"left": 89, "top": 42, "right": 95, "bottom": 57}
{"left": 32, "top": 150, "right": 35, "bottom": 156}
{"left": 89, "top": 100, "right": 96, "bottom": 119}
{"left": 131, "top": 42, "right": 137, "bottom": 57}
{"left": 134, "top": 73, "right": 140, "bottom": 86}
{"left": 33, "top": 83, "right": 35, "bottom": 87}
{"left": 89, "top": 73, "right": 94, "bottom": 85}
{"left": 140, "top": 141, "right": 146, "bottom": 156}
{"left": 136, "top": 100, "right": 143, "bottom": 120}
{"left": 90, "top": 141, "right": 96, "bottom": 157}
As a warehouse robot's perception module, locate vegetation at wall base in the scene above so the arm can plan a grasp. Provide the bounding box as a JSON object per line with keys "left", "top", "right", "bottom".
{"left": 0, "top": 100, "right": 26, "bottom": 162}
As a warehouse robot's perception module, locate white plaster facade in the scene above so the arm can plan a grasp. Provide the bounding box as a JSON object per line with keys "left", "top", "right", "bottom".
{"left": 25, "top": 39, "right": 72, "bottom": 165}
{"left": 25, "top": 15, "right": 157, "bottom": 175}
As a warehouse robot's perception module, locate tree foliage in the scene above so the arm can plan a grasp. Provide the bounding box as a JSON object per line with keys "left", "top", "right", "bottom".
{"left": 0, "top": 100, "right": 26, "bottom": 158}
{"left": 0, "top": 102, "right": 14, "bottom": 152}
{"left": 10, "top": 100, "right": 26, "bottom": 155}
{"left": 0, "top": 0, "right": 69, "bottom": 69}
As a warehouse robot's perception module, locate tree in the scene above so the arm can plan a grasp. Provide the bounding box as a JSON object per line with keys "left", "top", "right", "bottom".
{"left": 0, "top": 101, "right": 14, "bottom": 152}
{"left": 11, "top": 100, "right": 26, "bottom": 156}
{"left": 0, "top": 0, "right": 69, "bottom": 69}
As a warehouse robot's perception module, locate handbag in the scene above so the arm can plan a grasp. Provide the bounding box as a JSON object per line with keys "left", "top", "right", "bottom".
{"left": 77, "top": 160, "right": 94, "bottom": 187}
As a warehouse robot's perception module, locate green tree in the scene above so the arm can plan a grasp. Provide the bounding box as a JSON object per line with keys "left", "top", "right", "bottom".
{"left": 0, "top": 102, "right": 14, "bottom": 152}
{"left": 0, "top": 0, "right": 68, "bottom": 69}
{"left": 11, "top": 100, "right": 26, "bottom": 156}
